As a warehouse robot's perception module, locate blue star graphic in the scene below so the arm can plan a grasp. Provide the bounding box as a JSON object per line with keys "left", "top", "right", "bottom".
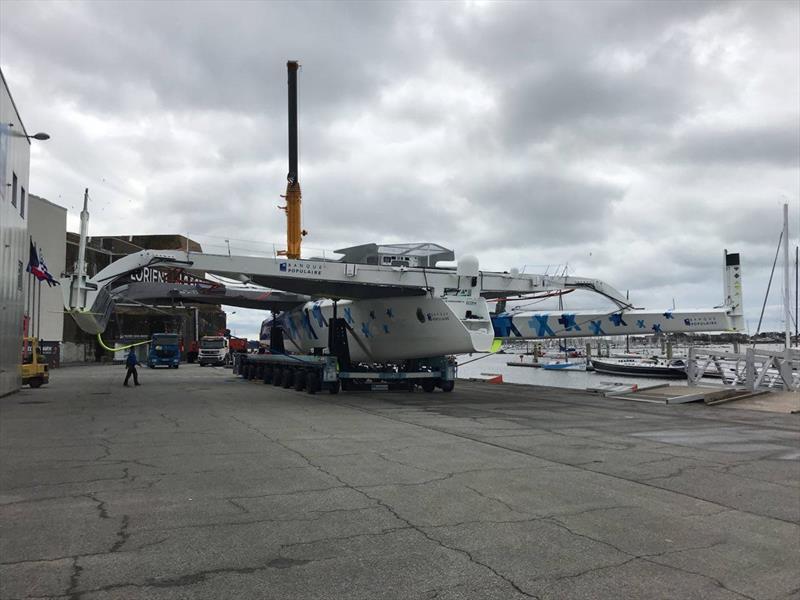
{"left": 343, "top": 307, "right": 354, "bottom": 324}
{"left": 386, "top": 308, "right": 394, "bottom": 318}
{"left": 383, "top": 324, "right": 390, "bottom": 334}
{"left": 609, "top": 313, "right": 627, "bottom": 327}
{"left": 528, "top": 314, "right": 555, "bottom": 337}
{"left": 652, "top": 323, "right": 662, "bottom": 333}
{"left": 589, "top": 320, "right": 606, "bottom": 336}
{"left": 557, "top": 313, "right": 581, "bottom": 332}
{"left": 636, "top": 319, "right": 646, "bottom": 329}
{"left": 361, "top": 322, "right": 371, "bottom": 337}
{"left": 663, "top": 311, "right": 674, "bottom": 319}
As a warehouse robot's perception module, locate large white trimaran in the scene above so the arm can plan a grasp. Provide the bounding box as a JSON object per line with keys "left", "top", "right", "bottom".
{"left": 62, "top": 209, "right": 745, "bottom": 364}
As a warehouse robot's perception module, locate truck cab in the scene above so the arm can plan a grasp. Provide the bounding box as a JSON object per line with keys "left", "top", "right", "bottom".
{"left": 198, "top": 336, "right": 229, "bottom": 366}
{"left": 147, "top": 333, "right": 181, "bottom": 369}
{"left": 21, "top": 337, "right": 49, "bottom": 388}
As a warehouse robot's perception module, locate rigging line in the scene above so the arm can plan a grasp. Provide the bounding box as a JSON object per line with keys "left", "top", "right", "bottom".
{"left": 458, "top": 350, "right": 503, "bottom": 367}
{"left": 754, "top": 229, "right": 783, "bottom": 342}
{"left": 96, "top": 333, "right": 151, "bottom": 352}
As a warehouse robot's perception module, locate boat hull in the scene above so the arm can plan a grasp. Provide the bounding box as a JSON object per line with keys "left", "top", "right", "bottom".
{"left": 590, "top": 359, "right": 687, "bottom": 379}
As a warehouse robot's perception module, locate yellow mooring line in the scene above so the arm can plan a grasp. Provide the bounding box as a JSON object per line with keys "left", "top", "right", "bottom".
{"left": 96, "top": 333, "right": 151, "bottom": 353}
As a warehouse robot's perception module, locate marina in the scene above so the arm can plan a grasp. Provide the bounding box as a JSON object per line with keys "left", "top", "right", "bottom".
{"left": 1, "top": 3, "right": 798, "bottom": 600}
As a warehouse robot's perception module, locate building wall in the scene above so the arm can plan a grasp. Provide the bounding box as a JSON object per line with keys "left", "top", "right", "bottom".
{"left": 0, "top": 70, "right": 32, "bottom": 397}
{"left": 26, "top": 194, "right": 67, "bottom": 343}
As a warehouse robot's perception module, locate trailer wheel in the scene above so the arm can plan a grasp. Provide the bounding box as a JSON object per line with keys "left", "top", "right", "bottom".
{"left": 440, "top": 380, "right": 455, "bottom": 393}
{"left": 421, "top": 380, "right": 436, "bottom": 393}
{"left": 273, "top": 369, "right": 284, "bottom": 386}
{"left": 263, "top": 366, "right": 272, "bottom": 384}
{"left": 306, "top": 373, "right": 319, "bottom": 394}
{"left": 294, "top": 370, "right": 306, "bottom": 391}
{"left": 328, "top": 380, "right": 340, "bottom": 395}
{"left": 283, "top": 368, "right": 295, "bottom": 388}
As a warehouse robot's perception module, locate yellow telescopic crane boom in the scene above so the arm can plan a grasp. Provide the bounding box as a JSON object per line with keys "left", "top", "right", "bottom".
{"left": 278, "top": 60, "right": 306, "bottom": 259}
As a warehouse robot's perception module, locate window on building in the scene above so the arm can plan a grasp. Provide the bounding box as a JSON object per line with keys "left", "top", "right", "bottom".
{"left": 11, "top": 172, "right": 17, "bottom": 207}
{"left": 20, "top": 186, "right": 25, "bottom": 218}
{"left": 17, "top": 261, "right": 23, "bottom": 291}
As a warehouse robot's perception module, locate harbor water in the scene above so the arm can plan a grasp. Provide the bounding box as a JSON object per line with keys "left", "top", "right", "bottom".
{"left": 456, "top": 352, "right": 687, "bottom": 390}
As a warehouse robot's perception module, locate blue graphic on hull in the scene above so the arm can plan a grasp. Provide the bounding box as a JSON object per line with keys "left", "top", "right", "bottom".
{"left": 558, "top": 313, "right": 581, "bottom": 332}
{"left": 491, "top": 313, "right": 523, "bottom": 337}
{"left": 637, "top": 320, "right": 646, "bottom": 329}
{"left": 529, "top": 314, "right": 555, "bottom": 337}
{"left": 652, "top": 323, "right": 662, "bottom": 333}
{"left": 302, "top": 311, "right": 318, "bottom": 340}
{"left": 609, "top": 313, "right": 628, "bottom": 327}
{"left": 311, "top": 302, "right": 326, "bottom": 327}
{"left": 343, "top": 307, "right": 354, "bottom": 325}
{"left": 589, "top": 320, "right": 606, "bottom": 336}
{"left": 361, "top": 322, "right": 371, "bottom": 338}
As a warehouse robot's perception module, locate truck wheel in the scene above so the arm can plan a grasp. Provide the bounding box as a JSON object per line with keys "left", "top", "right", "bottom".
{"left": 440, "top": 380, "right": 455, "bottom": 392}
{"left": 328, "top": 380, "right": 340, "bottom": 395}
{"left": 273, "top": 369, "right": 283, "bottom": 386}
{"left": 263, "top": 366, "right": 273, "bottom": 384}
{"left": 29, "top": 377, "right": 43, "bottom": 389}
{"left": 283, "top": 368, "right": 295, "bottom": 388}
{"left": 421, "top": 380, "right": 436, "bottom": 393}
{"left": 306, "top": 373, "right": 319, "bottom": 394}
{"left": 294, "top": 370, "right": 306, "bottom": 391}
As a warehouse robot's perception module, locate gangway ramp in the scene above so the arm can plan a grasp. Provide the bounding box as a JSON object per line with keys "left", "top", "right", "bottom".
{"left": 600, "top": 383, "right": 751, "bottom": 405}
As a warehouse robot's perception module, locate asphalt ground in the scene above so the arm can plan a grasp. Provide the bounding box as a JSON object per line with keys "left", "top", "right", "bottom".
{"left": 1, "top": 364, "right": 798, "bottom": 600}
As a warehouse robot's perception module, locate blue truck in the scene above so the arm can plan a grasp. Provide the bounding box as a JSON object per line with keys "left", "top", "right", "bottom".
{"left": 147, "top": 333, "right": 181, "bottom": 369}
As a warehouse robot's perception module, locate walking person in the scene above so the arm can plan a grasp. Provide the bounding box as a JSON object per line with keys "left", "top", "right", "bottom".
{"left": 124, "top": 349, "right": 141, "bottom": 387}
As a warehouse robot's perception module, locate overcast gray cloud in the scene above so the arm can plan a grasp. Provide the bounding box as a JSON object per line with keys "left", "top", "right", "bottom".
{"left": 1, "top": 0, "right": 798, "bottom": 339}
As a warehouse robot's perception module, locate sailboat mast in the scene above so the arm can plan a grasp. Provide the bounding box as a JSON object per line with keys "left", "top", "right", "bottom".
{"left": 783, "top": 203, "right": 790, "bottom": 348}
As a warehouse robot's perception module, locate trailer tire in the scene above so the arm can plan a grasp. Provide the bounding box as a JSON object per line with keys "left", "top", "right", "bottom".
{"left": 306, "top": 373, "right": 319, "bottom": 394}
{"left": 263, "top": 366, "right": 272, "bottom": 384}
{"left": 294, "top": 370, "right": 306, "bottom": 391}
{"left": 283, "top": 368, "right": 294, "bottom": 388}
{"left": 273, "top": 369, "right": 284, "bottom": 386}
{"left": 328, "top": 380, "right": 340, "bottom": 395}
{"left": 440, "top": 380, "right": 455, "bottom": 393}
{"left": 421, "top": 380, "right": 436, "bottom": 393}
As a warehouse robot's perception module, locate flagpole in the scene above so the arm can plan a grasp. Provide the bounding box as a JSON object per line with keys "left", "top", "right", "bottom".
{"left": 32, "top": 274, "right": 37, "bottom": 338}
{"left": 27, "top": 273, "right": 32, "bottom": 336}
{"left": 37, "top": 279, "right": 42, "bottom": 339}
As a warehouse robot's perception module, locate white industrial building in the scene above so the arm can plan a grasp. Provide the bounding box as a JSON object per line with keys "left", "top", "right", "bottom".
{"left": 26, "top": 194, "right": 67, "bottom": 344}
{"left": 0, "top": 69, "right": 33, "bottom": 396}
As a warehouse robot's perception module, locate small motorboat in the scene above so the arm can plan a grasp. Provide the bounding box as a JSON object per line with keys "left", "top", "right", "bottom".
{"left": 590, "top": 357, "right": 687, "bottom": 379}
{"left": 543, "top": 361, "right": 593, "bottom": 372}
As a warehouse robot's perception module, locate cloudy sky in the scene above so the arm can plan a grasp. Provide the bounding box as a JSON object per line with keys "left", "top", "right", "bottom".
{"left": 2, "top": 0, "right": 798, "bottom": 339}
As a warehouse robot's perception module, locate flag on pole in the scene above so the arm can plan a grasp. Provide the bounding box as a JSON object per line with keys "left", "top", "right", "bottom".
{"left": 26, "top": 238, "right": 46, "bottom": 281}
{"left": 38, "top": 247, "right": 60, "bottom": 287}
{"left": 26, "top": 238, "right": 60, "bottom": 286}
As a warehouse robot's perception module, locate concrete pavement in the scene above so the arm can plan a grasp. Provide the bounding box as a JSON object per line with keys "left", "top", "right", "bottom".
{"left": 1, "top": 365, "right": 798, "bottom": 599}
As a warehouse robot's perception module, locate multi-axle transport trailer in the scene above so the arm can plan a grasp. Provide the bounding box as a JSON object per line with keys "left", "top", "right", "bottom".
{"left": 234, "top": 352, "right": 456, "bottom": 394}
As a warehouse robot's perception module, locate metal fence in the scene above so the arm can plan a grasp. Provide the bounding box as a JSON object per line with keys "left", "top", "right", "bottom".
{"left": 687, "top": 347, "right": 799, "bottom": 392}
